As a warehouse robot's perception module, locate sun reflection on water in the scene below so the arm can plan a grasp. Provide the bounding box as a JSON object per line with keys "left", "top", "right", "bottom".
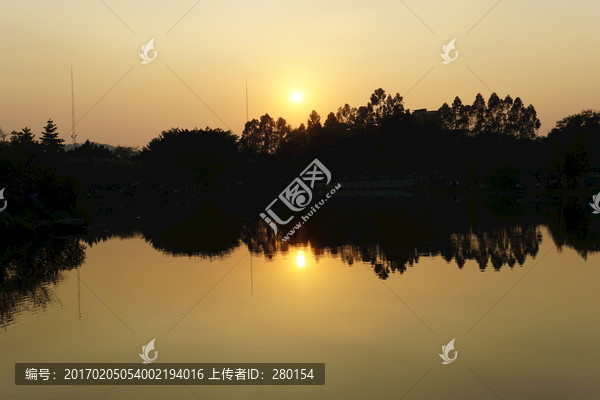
{"left": 295, "top": 251, "right": 306, "bottom": 268}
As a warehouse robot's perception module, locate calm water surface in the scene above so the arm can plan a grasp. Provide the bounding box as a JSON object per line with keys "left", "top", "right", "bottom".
{"left": 1, "top": 196, "right": 599, "bottom": 399}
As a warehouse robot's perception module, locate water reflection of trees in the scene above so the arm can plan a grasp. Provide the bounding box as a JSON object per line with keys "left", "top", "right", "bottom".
{"left": 545, "top": 196, "right": 600, "bottom": 258}
{"left": 142, "top": 203, "right": 242, "bottom": 258}
{"left": 241, "top": 196, "right": 552, "bottom": 279}
{"left": 0, "top": 238, "right": 85, "bottom": 328}
{"left": 67, "top": 196, "right": 600, "bottom": 282}
{"left": 447, "top": 225, "right": 542, "bottom": 269}
{"left": 76, "top": 195, "right": 598, "bottom": 279}
{"left": 81, "top": 200, "right": 242, "bottom": 259}
{"left": 301, "top": 224, "right": 542, "bottom": 280}
{"left": 0, "top": 195, "right": 597, "bottom": 330}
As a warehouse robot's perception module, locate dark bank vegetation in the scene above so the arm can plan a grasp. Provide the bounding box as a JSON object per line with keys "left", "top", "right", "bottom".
{"left": 1, "top": 91, "right": 599, "bottom": 235}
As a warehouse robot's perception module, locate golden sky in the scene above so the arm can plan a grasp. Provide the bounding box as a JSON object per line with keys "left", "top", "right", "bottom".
{"left": 0, "top": 0, "right": 599, "bottom": 147}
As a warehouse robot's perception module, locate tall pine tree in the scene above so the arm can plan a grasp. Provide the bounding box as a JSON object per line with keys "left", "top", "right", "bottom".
{"left": 40, "top": 119, "right": 64, "bottom": 152}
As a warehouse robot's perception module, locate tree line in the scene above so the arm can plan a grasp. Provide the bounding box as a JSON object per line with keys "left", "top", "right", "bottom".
{"left": 1, "top": 88, "right": 599, "bottom": 212}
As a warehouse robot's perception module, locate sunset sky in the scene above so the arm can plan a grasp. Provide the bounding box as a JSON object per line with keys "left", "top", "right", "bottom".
{"left": 1, "top": 0, "right": 599, "bottom": 147}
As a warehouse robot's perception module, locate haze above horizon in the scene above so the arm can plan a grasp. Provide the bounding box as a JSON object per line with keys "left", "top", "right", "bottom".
{"left": 1, "top": 0, "right": 599, "bottom": 147}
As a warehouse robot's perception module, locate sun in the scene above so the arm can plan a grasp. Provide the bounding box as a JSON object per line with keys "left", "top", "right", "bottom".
{"left": 291, "top": 91, "right": 303, "bottom": 103}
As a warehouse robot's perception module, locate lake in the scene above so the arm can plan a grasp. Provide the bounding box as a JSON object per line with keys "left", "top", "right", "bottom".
{"left": 1, "top": 194, "right": 599, "bottom": 399}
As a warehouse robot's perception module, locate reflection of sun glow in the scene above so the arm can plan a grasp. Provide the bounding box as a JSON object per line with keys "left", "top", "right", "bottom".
{"left": 291, "top": 92, "right": 303, "bottom": 103}
{"left": 295, "top": 251, "right": 306, "bottom": 268}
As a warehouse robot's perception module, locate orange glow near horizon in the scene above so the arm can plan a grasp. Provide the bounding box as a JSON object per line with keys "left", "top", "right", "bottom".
{"left": 0, "top": 1, "right": 598, "bottom": 147}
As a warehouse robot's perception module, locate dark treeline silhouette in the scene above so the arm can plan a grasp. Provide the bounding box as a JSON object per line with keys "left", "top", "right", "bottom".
{"left": 2, "top": 90, "right": 599, "bottom": 195}
{"left": 0, "top": 120, "right": 80, "bottom": 235}
{"left": 237, "top": 90, "right": 599, "bottom": 190}
{"left": 1, "top": 89, "right": 599, "bottom": 238}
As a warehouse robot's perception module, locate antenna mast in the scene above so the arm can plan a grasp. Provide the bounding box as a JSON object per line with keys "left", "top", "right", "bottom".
{"left": 71, "top": 66, "right": 77, "bottom": 145}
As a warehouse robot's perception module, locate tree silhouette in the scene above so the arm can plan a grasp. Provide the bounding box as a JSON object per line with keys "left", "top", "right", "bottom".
{"left": 40, "top": 119, "right": 64, "bottom": 152}
{"left": 68, "top": 140, "right": 113, "bottom": 160}
{"left": 547, "top": 110, "right": 600, "bottom": 187}
{"left": 239, "top": 114, "right": 290, "bottom": 156}
{"left": 112, "top": 146, "right": 140, "bottom": 161}
{"left": 143, "top": 127, "right": 239, "bottom": 186}
{"left": 307, "top": 110, "right": 322, "bottom": 132}
{"left": 439, "top": 93, "right": 540, "bottom": 137}
{"left": 335, "top": 103, "right": 357, "bottom": 126}
{"left": 10, "top": 127, "right": 37, "bottom": 145}
{"left": 368, "top": 88, "right": 406, "bottom": 124}
{"left": 323, "top": 112, "right": 338, "bottom": 129}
